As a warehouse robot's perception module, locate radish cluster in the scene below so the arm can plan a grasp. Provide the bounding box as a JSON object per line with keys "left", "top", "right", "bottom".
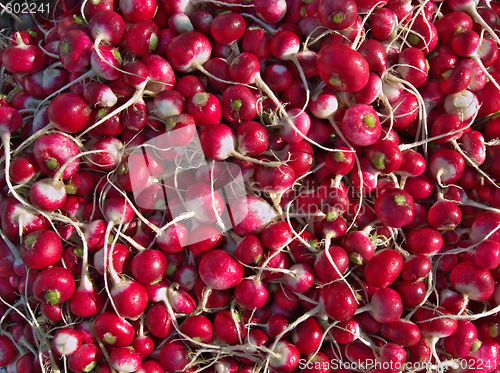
{"left": 4, "top": 0, "right": 500, "bottom": 372}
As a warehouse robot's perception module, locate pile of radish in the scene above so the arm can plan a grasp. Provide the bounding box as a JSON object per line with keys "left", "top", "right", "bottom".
{"left": 4, "top": 0, "right": 500, "bottom": 371}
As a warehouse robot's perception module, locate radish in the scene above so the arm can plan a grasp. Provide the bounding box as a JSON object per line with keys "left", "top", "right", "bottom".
{"left": 374, "top": 188, "right": 415, "bottom": 228}
{"left": 159, "top": 340, "right": 191, "bottom": 372}
{"left": 110, "top": 347, "right": 142, "bottom": 373}
{"left": 0, "top": 107, "right": 23, "bottom": 198}
{"left": 2, "top": 37, "right": 45, "bottom": 74}
{"left": 341, "top": 104, "right": 381, "bottom": 147}
{"left": 67, "top": 344, "right": 103, "bottom": 373}
{"left": 32, "top": 133, "right": 80, "bottom": 179}
{"left": 268, "top": 341, "right": 300, "bottom": 373}
{"left": 19, "top": 229, "right": 62, "bottom": 270}
{"left": 317, "top": 0, "right": 357, "bottom": 31}
{"left": 47, "top": 93, "right": 92, "bottom": 133}
{"left": 0, "top": 336, "right": 17, "bottom": 367}
{"left": 320, "top": 281, "right": 357, "bottom": 321}
{"left": 230, "top": 195, "right": 278, "bottom": 236}
{"left": 166, "top": 31, "right": 211, "bottom": 73}
{"left": 381, "top": 319, "right": 421, "bottom": 347}
{"left": 359, "top": 287, "right": 403, "bottom": 324}
{"left": 181, "top": 315, "right": 214, "bottom": 346}
{"left": 198, "top": 249, "right": 243, "bottom": 290}
{"left": 33, "top": 266, "right": 76, "bottom": 305}
{"left": 94, "top": 312, "right": 135, "bottom": 347}
{"left": 316, "top": 43, "right": 369, "bottom": 92}
{"left": 52, "top": 328, "right": 82, "bottom": 356}
{"left": 443, "top": 320, "right": 479, "bottom": 358}
{"left": 450, "top": 261, "right": 495, "bottom": 303}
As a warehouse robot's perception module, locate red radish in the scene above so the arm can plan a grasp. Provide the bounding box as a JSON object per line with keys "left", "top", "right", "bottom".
{"left": 320, "top": 281, "right": 357, "bottom": 321}
{"left": 33, "top": 133, "right": 80, "bottom": 179}
{"left": 406, "top": 226, "right": 443, "bottom": 255}
{"left": 132, "top": 335, "right": 154, "bottom": 358}
{"left": 341, "top": 104, "right": 381, "bottom": 147}
{"left": 214, "top": 309, "right": 248, "bottom": 345}
{"left": 187, "top": 225, "right": 224, "bottom": 256}
{"left": 291, "top": 317, "right": 322, "bottom": 355}
{"left": 84, "top": 83, "right": 118, "bottom": 109}
{"left": 381, "top": 319, "right": 421, "bottom": 347}
{"left": 396, "top": 47, "right": 428, "bottom": 88}
{"left": 313, "top": 245, "right": 349, "bottom": 283}
{"left": 236, "top": 121, "right": 269, "bottom": 156}
{"left": 185, "top": 182, "right": 224, "bottom": 224}
{"left": 19, "top": 229, "right": 62, "bottom": 270}
{"left": 159, "top": 339, "right": 191, "bottom": 372}
{"left": 67, "top": 344, "right": 103, "bottom": 373}
{"left": 145, "top": 302, "right": 174, "bottom": 338}
{"left": 88, "top": 11, "right": 126, "bottom": 46}
{"left": 331, "top": 318, "right": 359, "bottom": 345}
{"left": 284, "top": 263, "right": 315, "bottom": 293}
{"left": 29, "top": 177, "right": 67, "bottom": 212}
{"left": 0, "top": 335, "right": 17, "bottom": 366}
{"left": 476, "top": 240, "right": 500, "bottom": 270}
{"left": 89, "top": 137, "right": 124, "bottom": 171}
{"left": 317, "top": 0, "right": 357, "bottom": 30}
{"left": 428, "top": 148, "right": 465, "bottom": 185}
{"left": 443, "top": 320, "right": 478, "bottom": 358}
{"left": 268, "top": 341, "right": 300, "bottom": 373}
{"left": 230, "top": 195, "right": 278, "bottom": 237}
{"left": 402, "top": 255, "right": 431, "bottom": 282}
{"left": 110, "top": 347, "right": 142, "bottom": 373}
{"left": 94, "top": 312, "right": 135, "bottom": 347}
{"left": 53, "top": 328, "right": 82, "bottom": 356}
{"left": 316, "top": 43, "right": 369, "bottom": 92}
{"left": 186, "top": 92, "right": 221, "bottom": 127}
{"left": 181, "top": 315, "right": 214, "bottom": 346}
{"left": 370, "top": 7, "right": 397, "bottom": 40}
{"left": 199, "top": 123, "right": 279, "bottom": 166}
{"left": 413, "top": 306, "right": 458, "bottom": 360}
{"left": 33, "top": 266, "right": 76, "bottom": 305}
{"left": 130, "top": 249, "right": 167, "bottom": 285}
{"left": 2, "top": 38, "right": 45, "bottom": 74}
{"left": 125, "top": 20, "right": 159, "bottom": 57}
{"left": 256, "top": 163, "right": 295, "bottom": 193}
{"left": 166, "top": 31, "right": 212, "bottom": 73}
{"left": 47, "top": 93, "right": 92, "bottom": 133}
{"left": 94, "top": 243, "right": 132, "bottom": 276}
{"left": 234, "top": 278, "right": 270, "bottom": 310}
{"left": 364, "top": 248, "right": 403, "bottom": 287}
{"left": 450, "top": 261, "right": 495, "bottom": 302}
{"left": 362, "top": 287, "right": 403, "bottom": 324}
{"left": 198, "top": 249, "right": 243, "bottom": 290}
{"left": 275, "top": 108, "right": 309, "bottom": 144}
{"left": 374, "top": 188, "right": 415, "bottom": 228}
{"left": 342, "top": 230, "right": 375, "bottom": 265}
{"left": 9, "top": 153, "right": 41, "bottom": 185}
{"left": 262, "top": 64, "right": 292, "bottom": 92}
{"left": 0, "top": 197, "right": 50, "bottom": 240}
{"left": 235, "top": 235, "right": 264, "bottom": 264}
{"left": 222, "top": 84, "right": 258, "bottom": 124}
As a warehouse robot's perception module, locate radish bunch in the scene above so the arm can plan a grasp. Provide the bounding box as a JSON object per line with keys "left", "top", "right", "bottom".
{"left": 3, "top": 0, "right": 500, "bottom": 372}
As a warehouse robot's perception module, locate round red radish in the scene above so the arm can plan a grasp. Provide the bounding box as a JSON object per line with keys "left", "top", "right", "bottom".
{"left": 316, "top": 43, "right": 369, "bottom": 92}
{"left": 19, "top": 229, "right": 63, "bottom": 270}
{"left": 199, "top": 249, "right": 243, "bottom": 290}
